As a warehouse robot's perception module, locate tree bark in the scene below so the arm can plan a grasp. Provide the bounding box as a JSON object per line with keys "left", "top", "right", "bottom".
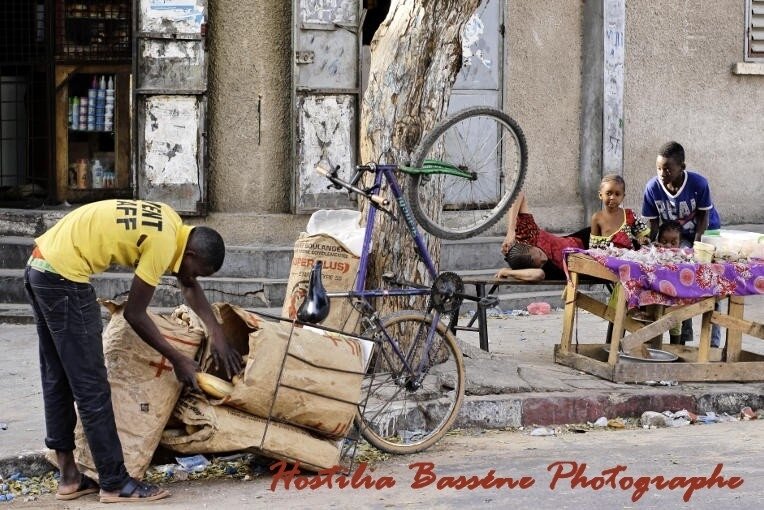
{"left": 361, "top": 0, "right": 482, "bottom": 312}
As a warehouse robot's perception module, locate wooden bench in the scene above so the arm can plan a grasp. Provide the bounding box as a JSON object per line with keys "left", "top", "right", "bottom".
{"left": 454, "top": 275, "right": 611, "bottom": 352}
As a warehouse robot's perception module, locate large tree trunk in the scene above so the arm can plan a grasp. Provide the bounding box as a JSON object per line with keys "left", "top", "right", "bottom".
{"left": 361, "top": 0, "right": 482, "bottom": 312}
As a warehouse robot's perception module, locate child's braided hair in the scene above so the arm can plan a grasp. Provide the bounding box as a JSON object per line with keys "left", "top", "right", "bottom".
{"left": 506, "top": 242, "right": 536, "bottom": 269}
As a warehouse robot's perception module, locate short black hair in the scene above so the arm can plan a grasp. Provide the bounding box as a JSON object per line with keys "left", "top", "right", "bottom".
{"left": 658, "top": 220, "right": 682, "bottom": 237}
{"left": 187, "top": 226, "right": 225, "bottom": 272}
{"left": 658, "top": 141, "right": 685, "bottom": 165}
{"left": 505, "top": 242, "right": 536, "bottom": 269}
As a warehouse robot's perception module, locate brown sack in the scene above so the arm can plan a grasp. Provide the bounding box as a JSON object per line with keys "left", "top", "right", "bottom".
{"left": 281, "top": 233, "right": 361, "bottom": 331}
{"left": 160, "top": 396, "right": 341, "bottom": 472}
{"left": 200, "top": 304, "right": 365, "bottom": 438}
{"left": 68, "top": 301, "right": 205, "bottom": 480}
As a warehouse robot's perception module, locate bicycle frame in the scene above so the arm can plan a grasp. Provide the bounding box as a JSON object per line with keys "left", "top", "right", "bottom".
{"left": 354, "top": 164, "right": 438, "bottom": 292}
{"left": 323, "top": 163, "right": 446, "bottom": 381}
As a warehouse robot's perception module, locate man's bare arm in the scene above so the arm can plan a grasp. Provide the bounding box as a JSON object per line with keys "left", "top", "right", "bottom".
{"left": 502, "top": 191, "right": 530, "bottom": 254}
{"left": 124, "top": 276, "right": 201, "bottom": 390}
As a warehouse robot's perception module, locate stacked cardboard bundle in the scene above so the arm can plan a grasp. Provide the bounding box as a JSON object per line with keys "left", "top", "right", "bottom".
{"left": 56, "top": 302, "right": 367, "bottom": 480}
{"left": 161, "top": 303, "right": 367, "bottom": 471}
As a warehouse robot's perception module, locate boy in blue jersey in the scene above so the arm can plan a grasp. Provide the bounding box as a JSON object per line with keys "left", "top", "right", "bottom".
{"left": 641, "top": 141, "right": 722, "bottom": 346}
{"left": 642, "top": 141, "right": 721, "bottom": 245}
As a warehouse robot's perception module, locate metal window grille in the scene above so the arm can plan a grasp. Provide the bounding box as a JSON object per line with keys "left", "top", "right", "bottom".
{"left": 55, "top": 0, "right": 131, "bottom": 62}
{"left": 0, "top": 0, "right": 52, "bottom": 191}
{"left": 747, "top": 0, "right": 764, "bottom": 61}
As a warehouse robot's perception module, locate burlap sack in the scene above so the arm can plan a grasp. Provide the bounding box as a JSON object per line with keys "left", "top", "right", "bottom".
{"left": 281, "top": 233, "right": 361, "bottom": 331}
{"left": 200, "top": 303, "right": 364, "bottom": 438}
{"left": 160, "top": 396, "right": 341, "bottom": 472}
{"left": 64, "top": 301, "right": 205, "bottom": 480}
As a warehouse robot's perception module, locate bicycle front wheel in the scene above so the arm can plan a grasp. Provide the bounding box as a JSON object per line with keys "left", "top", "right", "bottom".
{"left": 355, "top": 311, "right": 465, "bottom": 454}
{"left": 409, "top": 106, "right": 528, "bottom": 239}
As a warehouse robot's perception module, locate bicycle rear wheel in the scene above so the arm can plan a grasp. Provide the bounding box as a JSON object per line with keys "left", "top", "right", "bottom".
{"left": 409, "top": 106, "right": 528, "bottom": 239}
{"left": 355, "top": 311, "right": 465, "bottom": 454}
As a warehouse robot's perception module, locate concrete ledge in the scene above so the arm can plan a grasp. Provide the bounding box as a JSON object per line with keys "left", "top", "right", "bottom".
{"left": 732, "top": 62, "right": 764, "bottom": 75}
{"left": 456, "top": 386, "right": 764, "bottom": 429}
{"left": 3, "top": 386, "right": 764, "bottom": 477}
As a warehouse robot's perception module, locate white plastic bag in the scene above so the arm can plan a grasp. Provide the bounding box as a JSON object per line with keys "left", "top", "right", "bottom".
{"left": 306, "top": 209, "right": 366, "bottom": 257}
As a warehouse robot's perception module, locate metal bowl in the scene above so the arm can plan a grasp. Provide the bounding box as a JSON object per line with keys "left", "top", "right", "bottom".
{"left": 601, "top": 345, "right": 678, "bottom": 363}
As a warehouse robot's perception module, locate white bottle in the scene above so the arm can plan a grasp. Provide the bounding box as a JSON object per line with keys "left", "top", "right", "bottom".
{"left": 91, "top": 160, "right": 104, "bottom": 189}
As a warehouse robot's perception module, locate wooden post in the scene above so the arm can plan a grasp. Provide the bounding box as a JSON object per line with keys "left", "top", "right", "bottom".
{"left": 697, "top": 306, "right": 714, "bottom": 363}
{"left": 560, "top": 271, "right": 580, "bottom": 353}
{"left": 608, "top": 283, "right": 627, "bottom": 365}
{"left": 648, "top": 304, "right": 664, "bottom": 349}
{"left": 725, "top": 296, "right": 745, "bottom": 362}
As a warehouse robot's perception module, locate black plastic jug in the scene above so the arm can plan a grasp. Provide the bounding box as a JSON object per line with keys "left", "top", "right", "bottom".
{"left": 296, "top": 260, "right": 330, "bottom": 324}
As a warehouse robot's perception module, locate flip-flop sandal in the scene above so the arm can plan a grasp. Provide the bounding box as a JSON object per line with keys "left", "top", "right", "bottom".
{"left": 100, "top": 477, "right": 170, "bottom": 504}
{"left": 55, "top": 474, "right": 100, "bottom": 500}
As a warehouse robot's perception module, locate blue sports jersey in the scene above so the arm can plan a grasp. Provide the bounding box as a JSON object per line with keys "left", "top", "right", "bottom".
{"left": 641, "top": 170, "right": 721, "bottom": 240}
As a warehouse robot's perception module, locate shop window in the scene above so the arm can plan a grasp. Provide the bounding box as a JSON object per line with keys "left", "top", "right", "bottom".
{"left": 55, "top": 0, "right": 131, "bottom": 62}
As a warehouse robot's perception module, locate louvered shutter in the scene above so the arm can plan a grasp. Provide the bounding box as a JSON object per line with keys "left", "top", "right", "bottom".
{"left": 749, "top": 0, "right": 764, "bottom": 60}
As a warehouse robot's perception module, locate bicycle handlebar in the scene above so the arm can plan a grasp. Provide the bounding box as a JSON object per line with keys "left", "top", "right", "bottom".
{"left": 315, "top": 162, "right": 390, "bottom": 207}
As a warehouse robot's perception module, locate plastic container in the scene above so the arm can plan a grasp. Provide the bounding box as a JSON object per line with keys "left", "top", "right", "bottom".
{"left": 693, "top": 241, "right": 715, "bottom": 263}
{"left": 91, "top": 159, "right": 104, "bottom": 189}
{"left": 76, "top": 159, "right": 89, "bottom": 189}
{"left": 702, "top": 230, "right": 764, "bottom": 262}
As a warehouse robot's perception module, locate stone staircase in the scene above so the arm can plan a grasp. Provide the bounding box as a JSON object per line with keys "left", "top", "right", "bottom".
{"left": 0, "top": 208, "right": 609, "bottom": 323}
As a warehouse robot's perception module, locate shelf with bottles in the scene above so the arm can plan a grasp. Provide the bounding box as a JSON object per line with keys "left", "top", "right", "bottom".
{"left": 55, "top": 64, "right": 131, "bottom": 203}
{"left": 67, "top": 155, "right": 120, "bottom": 191}
{"left": 68, "top": 73, "right": 116, "bottom": 133}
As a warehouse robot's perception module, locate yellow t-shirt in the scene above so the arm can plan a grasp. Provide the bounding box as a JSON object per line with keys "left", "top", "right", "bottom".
{"left": 35, "top": 199, "right": 193, "bottom": 286}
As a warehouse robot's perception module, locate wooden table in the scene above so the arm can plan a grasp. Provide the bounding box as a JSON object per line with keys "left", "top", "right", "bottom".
{"left": 555, "top": 252, "right": 764, "bottom": 382}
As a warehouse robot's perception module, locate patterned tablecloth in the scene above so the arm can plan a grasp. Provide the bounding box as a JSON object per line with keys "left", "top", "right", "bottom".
{"left": 566, "top": 247, "right": 764, "bottom": 309}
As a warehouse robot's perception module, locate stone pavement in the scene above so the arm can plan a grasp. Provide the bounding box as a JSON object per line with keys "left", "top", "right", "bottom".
{"left": 2, "top": 302, "right": 764, "bottom": 478}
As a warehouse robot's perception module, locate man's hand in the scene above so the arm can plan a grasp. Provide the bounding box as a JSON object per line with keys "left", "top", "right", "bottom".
{"left": 172, "top": 355, "right": 201, "bottom": 392}
{"left": 501, "top": 235, "right": 515, "bottom": 255}
{"left": 177, "top": 275, "right": 244, "bottom": 378}
{"left": 210, "top": 334, "right": 243, "bottom": 379}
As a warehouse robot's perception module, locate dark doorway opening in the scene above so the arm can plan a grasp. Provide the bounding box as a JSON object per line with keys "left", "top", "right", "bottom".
{"left": 0, "top": 0, "right": 53, "bottom": 208}
{"left": 363, "top": 0, "right": 391, "bottom": 46}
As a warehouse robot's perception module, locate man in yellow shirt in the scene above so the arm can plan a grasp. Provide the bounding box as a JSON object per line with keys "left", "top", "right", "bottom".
{"left": 24, "top": 199, "right": 242, "bottom": 503}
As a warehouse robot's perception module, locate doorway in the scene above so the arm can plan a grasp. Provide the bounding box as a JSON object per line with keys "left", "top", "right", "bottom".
{"left": 0, "top": 0, "right": 53, "bottom": 208}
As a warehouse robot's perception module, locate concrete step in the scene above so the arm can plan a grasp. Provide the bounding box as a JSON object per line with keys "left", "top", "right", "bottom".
{"left": 1, "top": 271, "right": 609, "bottom": 325}
{"left": 0, "top": 303, "right": 285, "bottom": 325}
{"left": 0, "top": 268, "right": 286, "bottom": 310}
{"left": 0, "top": 236, "right": 297, "bottom": 279}
{"left": 441, "top": 236, "right": 505, "bottom": 272}
{"left": 0, "top": 235, "right": 505, "bottom": 277}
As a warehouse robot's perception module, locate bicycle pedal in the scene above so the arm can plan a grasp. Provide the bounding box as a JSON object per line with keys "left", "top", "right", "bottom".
{"left": 479, "top": 296, "right": 499, "bottom": 308}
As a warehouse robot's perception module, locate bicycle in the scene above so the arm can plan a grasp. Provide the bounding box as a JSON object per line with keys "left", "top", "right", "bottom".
{"left": 306, "top": 106, "right": 527, "bottom": 454}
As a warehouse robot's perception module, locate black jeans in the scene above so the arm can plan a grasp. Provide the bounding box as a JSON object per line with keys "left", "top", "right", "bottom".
{"left": 24, "top": 266, "right": 129, "bottom": 491}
